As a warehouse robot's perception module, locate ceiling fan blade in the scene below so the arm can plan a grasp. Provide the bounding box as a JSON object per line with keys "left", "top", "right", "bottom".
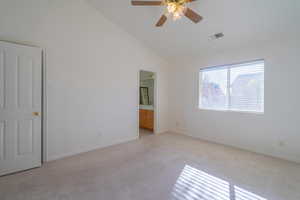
{"left": 184, "top": 8, "right": 203, "bottom": 23}
{"left": 131, "top": 1, "right": 163, "bottom": 6}
{"left": 156, "top": 15, "right": 167, "bottom": 27}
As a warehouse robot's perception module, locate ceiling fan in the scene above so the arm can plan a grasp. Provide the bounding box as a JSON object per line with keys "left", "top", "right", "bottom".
{"left": 131, "top": 0, "right": 203, "bottom": 27}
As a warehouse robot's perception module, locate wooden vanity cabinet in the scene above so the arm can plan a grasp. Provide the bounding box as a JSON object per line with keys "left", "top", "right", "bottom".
{"left": 139, "top": 109, "right": 154, "bottom": 131}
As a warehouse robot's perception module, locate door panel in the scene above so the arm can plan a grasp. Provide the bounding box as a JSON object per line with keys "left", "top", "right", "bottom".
{"left": 17, "top": 119, "right": 33, "bottom": 156}
{"left": 0, "top": 41, "right": 42, "bottom": 176}
{"left": 5, "top": 53, "right": 18, "bottom": 109}
{"left": 18, "top": 56, "right": 33, "bottom": 109}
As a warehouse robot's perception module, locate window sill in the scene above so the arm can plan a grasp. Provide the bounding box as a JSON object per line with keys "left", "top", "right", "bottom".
{"left": 197, "top": 107, "right": 264, "bottom": 115}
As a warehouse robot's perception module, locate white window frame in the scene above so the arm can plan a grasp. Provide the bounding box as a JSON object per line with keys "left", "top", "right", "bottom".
{"left": 198, "top": 59, "right": 265, "bottom": 114}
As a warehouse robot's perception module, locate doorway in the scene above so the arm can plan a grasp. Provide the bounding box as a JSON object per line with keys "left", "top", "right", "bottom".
{"left": 138, "top": 70, "right": 156, "bottom": 138}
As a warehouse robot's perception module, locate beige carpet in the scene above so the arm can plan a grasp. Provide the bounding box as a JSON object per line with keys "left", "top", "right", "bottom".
{"left": 139, "top": 128, "right": 153, "bottom": 138}
{"left": 0, "top": 132, "right": 300, "bottom": 200}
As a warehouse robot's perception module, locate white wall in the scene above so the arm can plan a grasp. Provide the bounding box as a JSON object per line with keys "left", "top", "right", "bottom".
{"left": 0, "top": 0, "right": 170, "bottom": 161}
{"left": 170, "top": 40, "right": 300, "bottom": 163}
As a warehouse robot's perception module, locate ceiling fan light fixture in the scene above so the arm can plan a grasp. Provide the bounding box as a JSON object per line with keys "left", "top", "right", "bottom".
{"left": 166, "top": 2, "right": 177, "bottom": 13}
{"left": 131, "top": 0, "right": 203, "bottom": 27}
{"left": 165, "top": 0, "right": 187, "bottom": 20}
{"left": 172, "top": 11, "right": 182, "bottom": 20}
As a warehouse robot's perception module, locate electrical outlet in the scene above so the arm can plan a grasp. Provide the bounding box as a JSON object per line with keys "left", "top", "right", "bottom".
{"left": 278, "top": 141, "right": 285, "bottom": 147}
{"left": 98, "top": 131, "right": 103, "bottom": 137}
{"left": 176, "top": 121, "right": 180, "bottom": 127}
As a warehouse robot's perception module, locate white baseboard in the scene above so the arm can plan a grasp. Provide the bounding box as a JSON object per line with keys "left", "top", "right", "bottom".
{"left": 155, "top": 129, "right": 169, "bottom": 134}
{"left": 170, "top": 128, "right": 187, "bottom": 135}
{"left": 174, "top": 130, "right": 300, "bottom": 164}
{"left": 47, "top": 136, "right": 138, "bottom": 162}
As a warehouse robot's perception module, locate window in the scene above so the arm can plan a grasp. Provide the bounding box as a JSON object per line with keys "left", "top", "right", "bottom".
{"left": 199, "top": 60, "right": 264, "bottom": 113}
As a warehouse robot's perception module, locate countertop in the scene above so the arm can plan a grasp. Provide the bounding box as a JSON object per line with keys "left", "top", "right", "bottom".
{"left": 139, "top": 105, "right": 154, "bottom": 110}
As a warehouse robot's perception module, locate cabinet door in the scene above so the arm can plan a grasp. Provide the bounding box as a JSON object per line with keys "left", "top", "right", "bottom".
{"left": 145, "top": 110, "right": 154, "bottom": 131}
{"left": 139, "top": 109, "right": 146, "bottom": 128}
{"left": 139, "top": 109, "right": 154, "bottom": 131}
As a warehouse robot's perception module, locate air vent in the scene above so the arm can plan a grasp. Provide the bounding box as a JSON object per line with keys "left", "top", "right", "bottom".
{"left": 210, "top": 32, "right": 224, "bottom": 40}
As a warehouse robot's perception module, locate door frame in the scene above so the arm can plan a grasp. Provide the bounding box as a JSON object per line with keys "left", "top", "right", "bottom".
{"left": 41, "top": 49, "right": 47, "bottom": 162}
{"left": 137, "top": 70, "right": 158, "bottom": 137}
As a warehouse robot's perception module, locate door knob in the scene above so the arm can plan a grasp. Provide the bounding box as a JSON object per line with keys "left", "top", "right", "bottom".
{"left": 33, "top": 112, "right": 40, "bottom": 116}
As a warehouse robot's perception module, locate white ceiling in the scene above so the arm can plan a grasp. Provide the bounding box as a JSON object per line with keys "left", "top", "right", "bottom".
{"left": 87, "top": 0, "right": 300, "bottom": 60}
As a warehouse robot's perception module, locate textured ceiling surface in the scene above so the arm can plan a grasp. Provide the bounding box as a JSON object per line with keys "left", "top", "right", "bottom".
{"left": 87, "top": 0, "right": 300, "bottom": 60}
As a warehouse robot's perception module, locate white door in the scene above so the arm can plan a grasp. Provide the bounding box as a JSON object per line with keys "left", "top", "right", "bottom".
{"left": 0, "top": 41, "right": 42, "bottom": 176}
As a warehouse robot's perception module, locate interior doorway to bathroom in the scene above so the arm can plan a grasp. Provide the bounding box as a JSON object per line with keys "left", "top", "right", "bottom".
{"left": 139, "top": 70, "right": 156, "bottom": 138}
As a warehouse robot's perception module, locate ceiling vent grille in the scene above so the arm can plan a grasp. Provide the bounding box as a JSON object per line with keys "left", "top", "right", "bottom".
{"left": 210, "top": 33, "right": 224, "bottom": 40}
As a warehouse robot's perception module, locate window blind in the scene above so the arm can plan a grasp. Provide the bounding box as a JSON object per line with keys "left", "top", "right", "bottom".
{"left": 199, "top": 60, "right": 264, "bottom": 113}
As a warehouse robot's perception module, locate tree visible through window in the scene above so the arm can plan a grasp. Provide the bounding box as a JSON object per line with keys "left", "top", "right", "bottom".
{"left": 199, "top": 60, "right": 264, "bottom": 112}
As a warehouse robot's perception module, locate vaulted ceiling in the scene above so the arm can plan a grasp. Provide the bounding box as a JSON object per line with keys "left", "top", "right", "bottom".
{"left": 87, "top": 0, "right": 300, "bottom": 60}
